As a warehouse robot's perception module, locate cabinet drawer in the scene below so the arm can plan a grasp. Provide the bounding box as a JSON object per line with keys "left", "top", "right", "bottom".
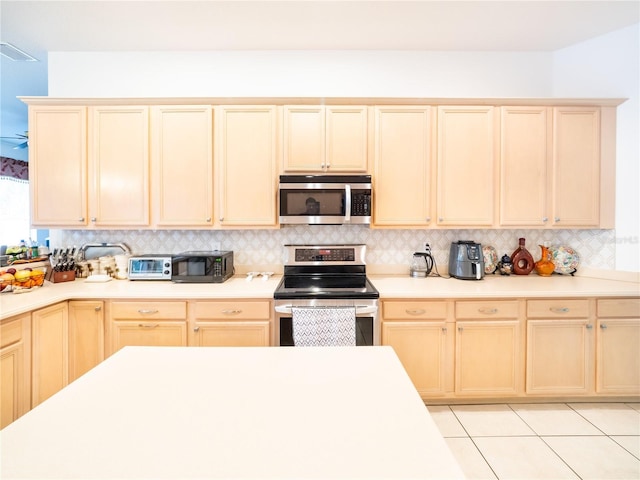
{"left": 456, "top": 300, "right": 519, "bottom": 319}
{"left": 194, "top": 301, "right": 271, "bottom": 320}
{"left": 111, "top": 301, "right": 186, "bottom": 319}
{"left": 527, "top": 299, "right": 589, "bottom": 318}
{"left": 597, "top": 298, "right": 640, "bottom": 318}
{"left": 383, "top": 301, "right": 448, "bottom": 320}
{"left": 0, "top": 316, "right": 25, "bottom": 348}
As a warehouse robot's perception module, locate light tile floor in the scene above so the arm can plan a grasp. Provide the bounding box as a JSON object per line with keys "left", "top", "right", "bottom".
{"left": 427, "top": 402, "right": 640, "bottom": 480}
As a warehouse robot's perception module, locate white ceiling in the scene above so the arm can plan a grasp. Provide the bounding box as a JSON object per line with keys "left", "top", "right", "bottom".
{"left": 1, "top": 0, "right": 639, "bottom": 158}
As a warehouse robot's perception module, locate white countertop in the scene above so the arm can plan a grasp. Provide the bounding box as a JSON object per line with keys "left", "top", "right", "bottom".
{"left": 1, "top": 272, "right": 638, "bottom": 320}
{"left": 0, "top": 345, "right": 465, "bottom": 480}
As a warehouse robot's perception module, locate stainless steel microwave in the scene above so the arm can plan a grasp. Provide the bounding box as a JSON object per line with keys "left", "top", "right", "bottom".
{"left": 171, "top": 251, "right": 234, "bottom": 283}
{"left": 279, "top": 175, "right": 372, "bottom": 225}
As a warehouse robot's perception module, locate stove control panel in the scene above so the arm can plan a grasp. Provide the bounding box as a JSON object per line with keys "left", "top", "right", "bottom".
{"left": 284, "top": 244, "right": 368, "bottom": 265}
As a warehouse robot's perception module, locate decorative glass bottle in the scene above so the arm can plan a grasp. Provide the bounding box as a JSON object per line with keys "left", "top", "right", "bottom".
{"left": 510, "top": 238, "right": 534, "bottom": 275}
{"left": 534, "top": 245, "right": 555, "bottom": 277}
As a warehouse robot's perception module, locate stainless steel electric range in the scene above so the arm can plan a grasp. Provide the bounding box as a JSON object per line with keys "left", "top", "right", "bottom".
{"left": 273, "top": 244, "right": 380, "bottom": 346}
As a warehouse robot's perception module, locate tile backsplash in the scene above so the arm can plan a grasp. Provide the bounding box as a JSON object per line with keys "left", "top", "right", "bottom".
{"left": 52, "top": 227, "right": 616, "bottom": 273}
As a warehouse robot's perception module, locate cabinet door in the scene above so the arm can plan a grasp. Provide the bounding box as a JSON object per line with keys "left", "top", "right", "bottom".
{"left": 68, "top": 301, "right": 104, "bottom": 382}
{"left": 382, "top": 321, "right": 449, "bottom": 396}
{"left": 596, "top": 318, "right": 640, "bottom": 394}
{"left": 325, "top": 106, "right": 368, "bottom": 172}
{"left": 193, "top": 322, "right": 270, "bottom": 347}
{"left": 500, "top": 106, "right": 550, "bottom": 226}
{"left": 552, "top": 107, "right": 600, "bottom": 227}
{"left": 526, "top": 319, "right": 592, "bottom": 395}
{"left": 32, "top": 302, "right": 69, "bottom": 407}
{"left": 151, "top": 106, "right": 214, "bottom": 227}
{"left": 455, "top": 320, "right": 521, "bottom": 396}
{"left": 89, "top": 106, "right": 150, "bottom": 226}
{"left": 1, "top": 313, "right": 31, "bottom": 429}
{"left": 112, "top": 322, "right": 187, "bottom": 352}
{"left": 373, "top": 106, "right": 432, "bottom": 226}
{"left": 29, "top": 105, "right": 87, "bottom": 226}
{"left": 283, "top": 106, "right": 325, "bottom": 171}
{"left": 437, "top": 106, "right": 497, "bottom": 226}
{"left": 216, "top": 106, "right": 278, "bottom": 227}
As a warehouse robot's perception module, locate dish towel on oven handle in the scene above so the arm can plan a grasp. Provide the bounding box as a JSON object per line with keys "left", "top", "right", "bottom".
{"left": 291, "top": 306, "right": 357, "bottom": 347}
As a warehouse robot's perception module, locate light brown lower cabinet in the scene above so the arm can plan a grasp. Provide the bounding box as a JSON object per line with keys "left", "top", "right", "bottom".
{"left": 31, "top": 302, "right": 69, "bottom": 407}
{"left": 109, "top": 301, "right": 188, "bottom": 355}
{"left": 1, "top": 313, "right": 31, "bottom": 428}
{"left": 191, "top": 300, "right": 271, "bottom": 347}
{"left": 596, "top": 298, "right": 640, "bottom": 394}
{"left": 381, "top": 301, "right": 452, "bottom": 397}
{"left": 68, "top": 300, "right": 105, "bottom": 382}
{"left": 455, "top": 300, "right": 523, "bottom": 396}
{"left": 526, "top": 299, "right": 593, "bottom": 395}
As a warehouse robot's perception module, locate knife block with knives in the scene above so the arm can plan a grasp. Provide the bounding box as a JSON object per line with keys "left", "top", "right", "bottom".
{"left": 48, "top": 247, "right": 77, "bottom": 283}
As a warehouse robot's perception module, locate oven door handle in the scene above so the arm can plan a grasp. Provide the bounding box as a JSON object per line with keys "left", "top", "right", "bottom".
{"left": 275, "top": 305, "right": 378, "bottom": 315}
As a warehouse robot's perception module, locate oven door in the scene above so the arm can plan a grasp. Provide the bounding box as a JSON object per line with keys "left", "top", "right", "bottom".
{"left": 274, "top": 300, "right": 379, "bottom": 346}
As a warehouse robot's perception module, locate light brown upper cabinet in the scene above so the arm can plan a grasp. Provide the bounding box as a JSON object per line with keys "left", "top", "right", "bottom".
{"left": 151, "top": 106, "right": 214, "bottom": 227}
{"left": 29, "top": 105, "right": 150, "bottom": 228}
{"left": 552, "top": 106, "right": 602, "bottom": 227}
{"left": 283, "top": 105, "right": 368, "bottom": 172}
{"left": 500, "top": 106, "right": 551, "bottom": 227}
{"left": 373, "top": 106, "right": 432, "bottom": 227}
{"left": 89, "top": 106, "right": 150, "bottom": 227}
{"left": 29, "top": 105, "right": 88, "bottom": 227}
{"left": 215, "top": 106, "right": 279, "bottom": 227}
{"left": 436, "top": 106, "right": 498, "bottom": 226}
{"left": 500, "top": 106, "right": 608, "bottom": 228}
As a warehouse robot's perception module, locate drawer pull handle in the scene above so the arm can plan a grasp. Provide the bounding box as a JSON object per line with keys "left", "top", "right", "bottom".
{"left": 478, "top": 308, "right": 498, "bottom": 315}
{"left": 222, "top": 309, "right": 242, "bottom": 315}
{"left": 138, "top": 309, "right": 159, "bottom": 315}
{"left": 550, "top": 307, "right": 570, "bottom": 314}
{"left": 138, "top": 323, "right": 159, "bottom": 329}
{"left": 406, "top": 309, "right": 426, "bottom": 315}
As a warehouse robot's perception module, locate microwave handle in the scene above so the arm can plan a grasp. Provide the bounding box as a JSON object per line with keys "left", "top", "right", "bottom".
{"left": 344, "top": 184, "right": 351, "bottom": 223}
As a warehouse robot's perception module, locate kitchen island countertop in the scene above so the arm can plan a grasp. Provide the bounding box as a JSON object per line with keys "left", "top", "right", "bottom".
{"left": 1, "top": 272, "right": 638, "bottom": 320}
{"left": 0, "top": 345, "right": 465, "bottom": 479}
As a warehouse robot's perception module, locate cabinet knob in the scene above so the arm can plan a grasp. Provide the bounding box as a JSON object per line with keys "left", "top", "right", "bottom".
{"left": 442, "top": 327, "right": 447, "bottom": 333}
{"left": 206, "top": 218, "right": 211, "bottom": 222}
{"left": 91, "top": 217, "right": 97, "bottom": 222}
{"left": 458, "top": 327, "right": 463, "bottom": 332}
{"left": 94, "top": 306, "right": 101, "bottom": 312}
{"left": 426, "top": 217, "right": 431, "bottom": 222}
{"left": 438, "top": 217, "right": 443, "bottom": 222}
{"left": 78, "top": 217, "right": 85, "bottom": 222}
{"left": 600, "top": 324, "right": 607, "bottom": 329}
{"left": 542, "top": 217, "right": 548, "bottom": 222}
{"left": 194, "top": 326, "right": 200, "bottom": 332}
{"left": 554, "top": 217, "right": 561, "bottom": 222}
{"left": 586, "top": 324, "right": 593, "bottom": 329}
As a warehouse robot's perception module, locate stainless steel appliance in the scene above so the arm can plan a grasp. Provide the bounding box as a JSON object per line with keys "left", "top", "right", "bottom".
{"left": 128, "top": 255, "right": 172, "bottom": 280}
{"left": 171, "top": 251, "right": 234, "bottom": 283}
{"left": 279, "top": 175, "right": 372, "bottom": 225}
{"left": 273, "top": 244, "right": 380, "bottom": 346}
{"left": 449, "top": 241, "right": 484, "bottom": 280}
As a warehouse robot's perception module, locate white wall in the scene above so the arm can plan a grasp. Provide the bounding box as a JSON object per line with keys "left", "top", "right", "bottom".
{"left": 49, "top": 50, "right": 553, "bottom": 98}
{"left": 553, "top": 23, "right": 640, "bottom": 272}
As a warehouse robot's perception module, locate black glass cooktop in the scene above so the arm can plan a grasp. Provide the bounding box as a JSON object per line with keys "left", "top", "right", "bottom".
{"left": 273, "top": 275, "right": 379, "bottom": 300}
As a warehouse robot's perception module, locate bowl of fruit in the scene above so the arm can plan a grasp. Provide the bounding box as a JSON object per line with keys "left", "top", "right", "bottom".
{"left": 0, "top": 267, "right": 47, "bottom": 293}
